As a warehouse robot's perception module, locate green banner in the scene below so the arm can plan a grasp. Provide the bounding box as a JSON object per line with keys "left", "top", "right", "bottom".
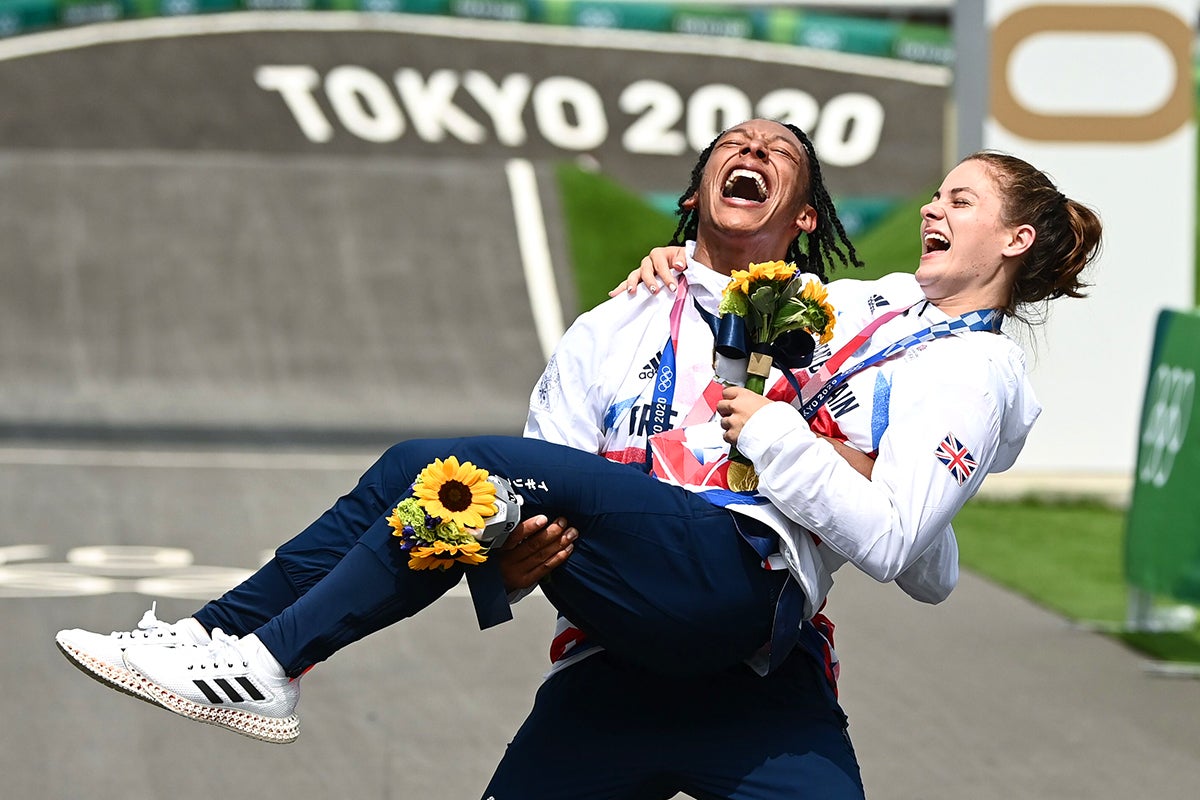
{"left": 1125, "top": 308, "right": 1200, "bottom": 603}
{"left": 892, "top": 21, "right": 953, "bottom": 66}
{"left": 0, "top": 0, "right": 57, "bottom": 35}
{"left": 537, "top": 1, "right": 673, "bottom": 31}
{"left": 0, "top": 1, "right": 954, "bottom": 69}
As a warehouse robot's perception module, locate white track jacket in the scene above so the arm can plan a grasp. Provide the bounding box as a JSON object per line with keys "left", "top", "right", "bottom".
{"left": 524, "top": 245, "right": 1041, "bottom": 666}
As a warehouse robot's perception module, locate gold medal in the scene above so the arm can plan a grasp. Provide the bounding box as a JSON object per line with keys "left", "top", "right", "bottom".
{"left": 726, "top": 461, "right": 759, "bottom": 493}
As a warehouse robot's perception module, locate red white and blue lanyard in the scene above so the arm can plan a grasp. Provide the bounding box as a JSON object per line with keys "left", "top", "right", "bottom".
{"left": 647, "top": 270, "right": 1007, "bottom": 451}
{"left": 646, "top": 275, "right": 692, "bottom": 436}
{"left": 654, "top": 285, "right": 1002, "bottom": 435}
{"left": 798, "top": 303, "right": 1002, "bottom": 420}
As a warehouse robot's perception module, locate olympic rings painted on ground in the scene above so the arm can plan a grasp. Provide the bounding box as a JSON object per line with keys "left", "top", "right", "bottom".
{"left": 0, "top": 544, "right": 485, "bottom": 600}
{"left": 0, "top": 544, "right": 257, "bottom": 599}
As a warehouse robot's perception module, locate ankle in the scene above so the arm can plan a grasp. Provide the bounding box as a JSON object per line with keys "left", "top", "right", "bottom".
{"left": 179, "top": 617, "right": 211, "bottom": 642}
{"left": 241, "top": 634, "right": 287, "bottom": 679}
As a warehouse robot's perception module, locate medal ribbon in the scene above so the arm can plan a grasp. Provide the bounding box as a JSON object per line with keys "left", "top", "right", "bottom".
{"left": 646, "top": 275, "right": 691, "bottom": 436}
{"left": 798, "top": 305, "right": 1002, "bottom": 420}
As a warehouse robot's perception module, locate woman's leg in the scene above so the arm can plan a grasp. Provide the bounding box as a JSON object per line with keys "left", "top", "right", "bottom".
{"left": 54, "top": 441, "right": 430, "bottom": 708}
{"left": 254, "top": 435, "right": 785, "bottom": 677}
{"left": 116, "top": 435, "right": 789, "bottom": 743}
{"left": 193, "top": 442, "right": 434, "bottom": 635}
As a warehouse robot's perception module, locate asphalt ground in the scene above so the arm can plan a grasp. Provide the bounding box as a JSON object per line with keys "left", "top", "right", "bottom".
{"left": 0, "top": 151, "right": 569, "bottom": 440}
{"left": 1, "top": 28, "right": 1196, "bottom": 795}
{"left": 1, "top": 442, "right": 1198, "bottom": 800}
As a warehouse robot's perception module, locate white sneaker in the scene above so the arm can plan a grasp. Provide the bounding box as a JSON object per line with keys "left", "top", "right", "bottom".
{"left": 55, "top": 603, "right": 210, "bottom": 704}
{"left": 124, "top": 629, "right": 300, "bottom": 744}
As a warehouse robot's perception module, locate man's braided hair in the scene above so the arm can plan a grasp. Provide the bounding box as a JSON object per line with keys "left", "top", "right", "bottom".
{"left": 667, "top": 122, "right": 863, "bottom": 281}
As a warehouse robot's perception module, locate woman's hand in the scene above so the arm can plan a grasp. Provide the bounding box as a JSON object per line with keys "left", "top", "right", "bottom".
{"left": 495, "top": 515, "right": 577, "bottom": 592}
{"left": 717, "top": 385, "right": 877, "bottom": 477}
{"left": 716, "top": 386, "right": 773, "bottom": 445}
{"left": 608, "top": 245, "right": 689, "bottom": 296}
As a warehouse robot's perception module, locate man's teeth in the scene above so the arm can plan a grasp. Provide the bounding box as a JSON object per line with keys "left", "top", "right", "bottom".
{"left": 723, "top": 169, "right": 767, "bottom": 201}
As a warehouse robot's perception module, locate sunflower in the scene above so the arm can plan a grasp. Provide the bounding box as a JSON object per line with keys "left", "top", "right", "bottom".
{"left": 724, "top": 266, "right": 754, "bottom": 298}
{"left": 413, "top": 456, "right": 498, "bottom": 530}
{"left": 408, "top": 540, "right": 489, "bottom": 571}
{"left": 799, "top": 280, "right": 837, "bottom": 344}
{"left": 722, "top": 260, "right": 798, "bottom": 304}
{"left": 752, "top": 260, "right": 796, "bottom": 282}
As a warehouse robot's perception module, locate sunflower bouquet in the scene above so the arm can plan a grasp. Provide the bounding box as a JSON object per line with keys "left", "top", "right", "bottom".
{"left": 387, "top": 456, "right": 501, "bottom": 571}
{"left": 717, "top": 260, "right": 835, "bottom": 491}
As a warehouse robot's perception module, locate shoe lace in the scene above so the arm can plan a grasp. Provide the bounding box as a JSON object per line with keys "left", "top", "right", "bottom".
{"left": 203, "top": 628, "right": 249, "bottom": 670}
{"left": 115, "top": 601, "right": 173, "bottom": 640}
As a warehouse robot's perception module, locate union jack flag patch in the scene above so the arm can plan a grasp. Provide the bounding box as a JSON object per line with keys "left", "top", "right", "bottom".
{"left": 935, "top": 433, "right": 977, "bottom": 486}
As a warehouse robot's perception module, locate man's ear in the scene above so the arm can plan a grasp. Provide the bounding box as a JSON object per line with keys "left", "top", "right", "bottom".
{"left": 795, "top": 204, "right": 817, "bottom": 234}
{"left": 682, "top": 192, "right": 698, "bottom": 211}
{"left": 1003, "top": 224, "right": 1036, "bottom": 258}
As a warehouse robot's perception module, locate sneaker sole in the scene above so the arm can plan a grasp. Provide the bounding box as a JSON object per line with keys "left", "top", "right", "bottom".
{"left": 55, "top": 635, "right": 160, "bottom": 707}
{"left": 127, "top": 668, "right": 300, "bottom": 745}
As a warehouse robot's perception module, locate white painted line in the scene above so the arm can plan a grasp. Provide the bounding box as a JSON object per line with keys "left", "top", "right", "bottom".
{"left": 0, "top": 446, "right": 374, "bottom": 471}
{"left": 506, "top": 158, "right": 565, "bottom": 361}
{"left": 0, "top": 545, "right": 51, "bottom": 565}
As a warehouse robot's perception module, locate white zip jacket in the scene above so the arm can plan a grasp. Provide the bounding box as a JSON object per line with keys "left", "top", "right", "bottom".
{"left": 526, "top": 246, "right": 732, "bottom": 469}
{"left": 523, "top": 247, "right": 1039, "bottom": 666}
{"left": 728, "top": 271, "right": 1041, "bottom": 615}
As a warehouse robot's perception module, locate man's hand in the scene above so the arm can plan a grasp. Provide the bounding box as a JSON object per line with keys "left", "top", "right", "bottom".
{"left": 496, "top": 515, "right": 577, "bottom": 592}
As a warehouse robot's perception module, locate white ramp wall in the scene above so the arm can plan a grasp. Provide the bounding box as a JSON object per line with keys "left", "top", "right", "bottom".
{"left": 966, "top": 0, "right": 1196, "bottom": 481}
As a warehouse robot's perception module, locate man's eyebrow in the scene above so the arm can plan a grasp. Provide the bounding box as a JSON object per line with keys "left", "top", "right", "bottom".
{"left": 720, "top": 128, "right": 800, "bottom": 150}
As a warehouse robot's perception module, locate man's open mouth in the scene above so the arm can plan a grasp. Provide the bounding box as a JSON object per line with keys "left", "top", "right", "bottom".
{"left": 723, "top": 169, "right": 768, "bottom": 202}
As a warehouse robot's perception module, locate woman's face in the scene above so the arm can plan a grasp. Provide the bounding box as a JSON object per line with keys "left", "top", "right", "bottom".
{"left": 915, "top": 159, "right": 1028, "bottom": 310}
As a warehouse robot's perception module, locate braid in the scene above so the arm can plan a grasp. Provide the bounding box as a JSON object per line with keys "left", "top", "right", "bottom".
{"left": 782, "top": 124, "right": 863, "bottom": 280}
{"left": 668, "top": 140, "right": 714, "bottom": 248}
{"left": 668, "top": 123, "right": 863, "bottom": 281}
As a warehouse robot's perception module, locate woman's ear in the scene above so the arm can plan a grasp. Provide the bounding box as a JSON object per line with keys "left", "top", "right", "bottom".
{"left": 1003, "top": 224, "right": 1036, "bottom": 258}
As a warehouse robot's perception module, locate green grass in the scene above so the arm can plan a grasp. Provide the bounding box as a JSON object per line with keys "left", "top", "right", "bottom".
{"left": 555, "top": 163, "right": 677, "bottom": 311}
{"left": 954, "top": 499, "right": 1129, "bottom": 621}
{"left": 554, "top": 161, "right": 934, "bottom": 296}
{"left": 845, "top": 192, "right": 929, "bottom": 279}
{"left": 955, "top": 498, "right": 1200, "bottom": 663}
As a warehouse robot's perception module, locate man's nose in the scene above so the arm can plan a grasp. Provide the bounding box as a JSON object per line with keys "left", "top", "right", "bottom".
{"left": 741, "top": 140, "right": 768, "bottom": 159}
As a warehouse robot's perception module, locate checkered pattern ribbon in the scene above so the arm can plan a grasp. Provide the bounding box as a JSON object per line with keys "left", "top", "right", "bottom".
{"left": 799, "top": 307, "right": 1001, "bottom": 420}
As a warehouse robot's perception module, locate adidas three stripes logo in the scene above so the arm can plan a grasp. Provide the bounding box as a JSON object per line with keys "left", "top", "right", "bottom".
{"left": 192, "top": 677, "right": 266, "bottom": 704}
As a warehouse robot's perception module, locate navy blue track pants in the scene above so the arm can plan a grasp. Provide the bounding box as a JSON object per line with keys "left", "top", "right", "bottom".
{"left": 483, "top": 650, "right": 864, "bottom": 800}
{"left": 193, "top": 436, "right": 786, "bottom": 677}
